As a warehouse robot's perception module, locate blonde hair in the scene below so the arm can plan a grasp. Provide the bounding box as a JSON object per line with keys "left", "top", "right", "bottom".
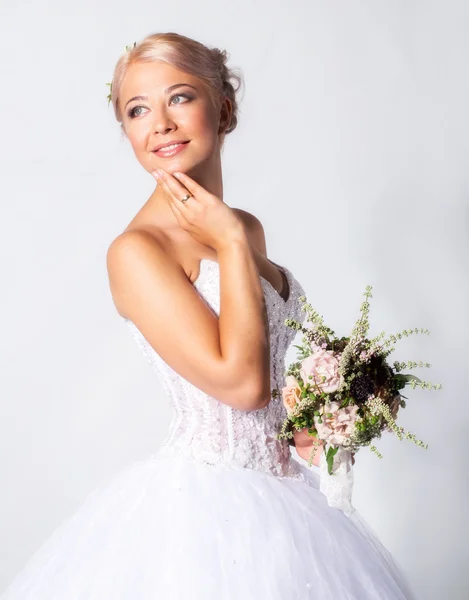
{"left": 109, "top": 32, "right": 244, "bottom": 137}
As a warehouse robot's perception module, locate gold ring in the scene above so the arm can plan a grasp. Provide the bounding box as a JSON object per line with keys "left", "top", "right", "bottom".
{"left": 180, "top": 193, "right": 192, "bottom": 204}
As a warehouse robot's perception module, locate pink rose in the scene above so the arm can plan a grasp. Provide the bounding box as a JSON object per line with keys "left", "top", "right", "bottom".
{"left": 314, "top": 402, "right": 359, "bottom": 446}
{"left": 281, "top": 375, "right": 302, "bottom": 414}
{"left": 300, "top": 349, "right": 343, "bottom": 394}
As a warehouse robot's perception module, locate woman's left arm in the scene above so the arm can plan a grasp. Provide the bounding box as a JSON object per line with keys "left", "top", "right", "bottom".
{"left": 290, "top": 428, "right": 324, "bottom": 466}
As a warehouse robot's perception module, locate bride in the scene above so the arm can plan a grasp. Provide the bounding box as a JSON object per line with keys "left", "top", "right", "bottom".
{"left": 0, "top": 32, "right": 418, "bottom": 599}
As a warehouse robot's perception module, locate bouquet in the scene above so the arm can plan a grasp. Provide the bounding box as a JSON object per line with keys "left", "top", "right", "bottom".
{"left": 274, "top": 285, "right": 442, "bottom": 516}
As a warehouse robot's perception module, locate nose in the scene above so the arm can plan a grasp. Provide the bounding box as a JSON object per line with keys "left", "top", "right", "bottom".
{"left": 152, "top": 107, "right": 176, "bottom": 135}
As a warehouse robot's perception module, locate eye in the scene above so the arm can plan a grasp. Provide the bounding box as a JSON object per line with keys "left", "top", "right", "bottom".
{"left": 170, "top": 93, "right": 192, "bottom": 105}
{"left": 128, "top": 105, "right": 148, "bottom": 118}
{"left": 127, "top": 93, "right": 193, "bottom": 119}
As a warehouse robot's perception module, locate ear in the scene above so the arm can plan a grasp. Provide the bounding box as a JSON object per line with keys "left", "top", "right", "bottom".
{"left": 218, "top": 97, "right": 233, "bottom": 135}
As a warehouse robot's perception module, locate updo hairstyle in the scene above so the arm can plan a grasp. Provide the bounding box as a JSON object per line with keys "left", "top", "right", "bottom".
{"left": 109, "top": 32, "right": 244, "bottom": 139}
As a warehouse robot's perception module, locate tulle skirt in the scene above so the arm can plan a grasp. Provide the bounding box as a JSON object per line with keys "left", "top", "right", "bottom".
{"left": 0, "top": 451, "right": 417, "bottom": 599}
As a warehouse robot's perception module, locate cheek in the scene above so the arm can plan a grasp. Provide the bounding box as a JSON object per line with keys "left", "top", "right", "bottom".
{"left": 126, "top": 127, "right": 147, "bottom": 153}
{"left": 194, "top": 117, "right": 221, "bottom": 149}
{"left": 182, "top": 105, "right": 219, "bottom": 136}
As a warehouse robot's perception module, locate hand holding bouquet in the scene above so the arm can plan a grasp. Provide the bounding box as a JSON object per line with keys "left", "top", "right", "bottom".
{"left": 274, "top": 286, "right": 442, "bottom": 515}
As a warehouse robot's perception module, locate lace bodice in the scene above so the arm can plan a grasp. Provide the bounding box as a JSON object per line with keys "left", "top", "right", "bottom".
{"left": 123, "top": 258, "right": 308, "bottom": 482}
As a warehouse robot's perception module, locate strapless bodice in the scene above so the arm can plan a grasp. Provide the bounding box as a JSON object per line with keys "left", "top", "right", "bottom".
{"left": 123, "top": 258, "right": 307, "bottom": 481}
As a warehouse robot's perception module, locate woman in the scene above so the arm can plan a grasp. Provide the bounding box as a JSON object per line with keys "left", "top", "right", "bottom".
{"left": 0, "top": 32, "right": 417, "bottom": 599}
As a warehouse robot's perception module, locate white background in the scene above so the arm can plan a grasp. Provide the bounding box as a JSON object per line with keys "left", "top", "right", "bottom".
{"left": 0, "top": 1, "right": 468, "bottom": 598}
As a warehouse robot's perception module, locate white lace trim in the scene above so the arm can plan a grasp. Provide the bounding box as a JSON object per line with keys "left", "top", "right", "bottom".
{"left": 319, "top": 447, "right": 355, "bottom": 516}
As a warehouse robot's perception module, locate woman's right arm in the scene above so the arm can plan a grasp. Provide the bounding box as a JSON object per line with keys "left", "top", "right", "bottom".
{"left": 106, "top": 229, "right": 271, "bottom": 412}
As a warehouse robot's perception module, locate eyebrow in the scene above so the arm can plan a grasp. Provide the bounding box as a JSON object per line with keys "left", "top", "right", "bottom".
{"left": 124, "top": 83, "right": 197, "bottom": 109}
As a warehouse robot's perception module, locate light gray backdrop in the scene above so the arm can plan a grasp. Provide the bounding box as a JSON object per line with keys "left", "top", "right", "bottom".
{"left": 0, "top": 1, "right": 468, "bottom": 598}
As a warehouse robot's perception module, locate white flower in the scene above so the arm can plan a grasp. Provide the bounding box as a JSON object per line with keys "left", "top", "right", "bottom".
{"left": 314, "top": 402, "right": 359, "bottom": 446}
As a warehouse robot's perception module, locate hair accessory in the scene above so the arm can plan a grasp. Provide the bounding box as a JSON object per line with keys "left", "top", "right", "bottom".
{"left": 106, "top": 41, "right": 137, "bottom": 106}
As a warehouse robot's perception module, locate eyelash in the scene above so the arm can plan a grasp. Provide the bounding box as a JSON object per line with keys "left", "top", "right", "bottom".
{"left": 127, "top": 93, "right": 193, "bottom": 118}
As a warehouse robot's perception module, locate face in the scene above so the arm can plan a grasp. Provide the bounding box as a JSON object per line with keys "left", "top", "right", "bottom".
{"left": 119, "top": 61, "right": 231, "bottom": 177}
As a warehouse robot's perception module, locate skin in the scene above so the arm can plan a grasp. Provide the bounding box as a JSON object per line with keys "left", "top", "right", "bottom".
{"left": 108, "top": 59, "right": 323, "bottom": 454}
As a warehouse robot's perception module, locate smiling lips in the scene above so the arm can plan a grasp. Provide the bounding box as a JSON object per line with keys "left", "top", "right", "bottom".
{"left": 153, "top": 141, "right": 190, "bottom": 157}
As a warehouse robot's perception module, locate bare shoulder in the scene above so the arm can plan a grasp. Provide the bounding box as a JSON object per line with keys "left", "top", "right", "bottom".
{"left": 233, "top": 208, "right": 267, "bottom": 257}
{"left": 107, "top": 229, "right": 167, "bottom": 274}
{"left": 106, "top": 229, "right": 182, "bottom": 317}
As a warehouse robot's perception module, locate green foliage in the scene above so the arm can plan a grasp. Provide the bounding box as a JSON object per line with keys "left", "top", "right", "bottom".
{"left": 326, "top": 446, "right": 339, "bottom": 475}
{"left": 105, "top": 42, "right": 137, "bottom": 106}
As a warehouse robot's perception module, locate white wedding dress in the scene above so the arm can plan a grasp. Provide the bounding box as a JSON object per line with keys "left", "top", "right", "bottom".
{"left": 0, "top": 258, "right": 417, "bottom": 599}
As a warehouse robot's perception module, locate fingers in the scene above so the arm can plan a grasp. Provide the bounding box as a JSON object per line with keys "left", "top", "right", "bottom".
{"left": 152, "top": 169, "right": 189, "bottom": 229}
{"left": 152, "top": 169, "right": 193, "bottom": 206}
{"left": 173, "top": 171, "right": 206, "bottom": 198}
